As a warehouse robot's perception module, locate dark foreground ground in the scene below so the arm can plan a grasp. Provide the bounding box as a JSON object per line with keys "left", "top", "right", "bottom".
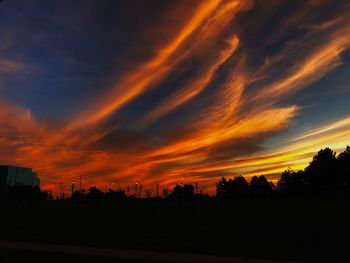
{"left": 1, "top": 249, "right": 186, "bottom": 263}
{"left": 0, "top": 249, "right": 146, "bottom": 263}
{"left": 0, "top": 197, "right": 349, "bottom": 262}
{"left": 0, "top": 241, "right": 293, "bottom": 263}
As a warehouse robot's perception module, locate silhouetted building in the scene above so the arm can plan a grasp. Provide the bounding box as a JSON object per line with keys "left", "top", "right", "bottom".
{"left": 0, "top": 165, "right": 40, "bottom": 192}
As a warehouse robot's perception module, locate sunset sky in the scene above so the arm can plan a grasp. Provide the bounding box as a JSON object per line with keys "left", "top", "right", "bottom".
{"left": 1, "top": 0, "right": 350, "bottom": 195}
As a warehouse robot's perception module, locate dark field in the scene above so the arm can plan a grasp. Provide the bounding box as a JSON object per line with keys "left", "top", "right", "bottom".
{"left": 0, "top": 197, "right": 349, "bottom": 262}
{"left": 0, "top": 249, "right": 155, "bottom": 263}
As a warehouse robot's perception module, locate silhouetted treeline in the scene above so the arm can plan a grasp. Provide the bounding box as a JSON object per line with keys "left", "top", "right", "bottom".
{"left": 2, "top": 146, "right": 350, "bottom": 202}
{"left": 217, "top": 175, "right": 274, "bottom": 198}
{"left": 217, "top": 146, "right": 350, "bottom": 198}
{"left": 277, "top": 146, "right": 350, "bottom": 197}
{"left": 169, "top": 184, "right": 195, "bottom": 199}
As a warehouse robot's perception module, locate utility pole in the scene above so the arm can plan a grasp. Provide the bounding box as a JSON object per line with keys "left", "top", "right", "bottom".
{"left": 139, "top": 184, "right": 142, "bottom": 198}
{"left": 135, "top": 181, "right": 139, "bottom": 197}
{"left": 71, "top": 180, "right": 76, "bottom": 194}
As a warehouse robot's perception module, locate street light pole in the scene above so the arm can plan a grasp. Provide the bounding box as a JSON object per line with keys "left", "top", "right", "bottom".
{"left": 72, "top": 180, "right": 76, "bottom": 194}
{"left": 135, "top": 181, "right": 139, "bottom": 197}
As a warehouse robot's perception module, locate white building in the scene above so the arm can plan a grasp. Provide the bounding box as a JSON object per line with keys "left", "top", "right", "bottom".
{"left": 0, "top": 165, "right": 40, "bottom": 192}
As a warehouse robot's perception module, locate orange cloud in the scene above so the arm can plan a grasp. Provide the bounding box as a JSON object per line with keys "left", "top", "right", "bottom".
{"left": 67, "top": 0, "right": 250, "bottom": 130}
{"left": 293, "top": 116, "right": 350, "bottom": 141}
{"left": 141, "top": 35, "right": 239, "bottom": 126}
{"left": 1, "top": 0, "right": 350, "bottom": 197}
{"left": 251, "top": 26, "right": 350, "bottom": 103}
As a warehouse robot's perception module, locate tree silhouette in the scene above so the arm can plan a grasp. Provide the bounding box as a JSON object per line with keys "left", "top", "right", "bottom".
{"left": 170, "top": 184, "right": 194, "bottom": 199}
{"left": 305, "top": 148, "right": 337, "bottom": 194}
{"left": 163, "top": 188, "right": 169, "bottom": 198}
{"left": 276, "top": 146, "right": 350, "bottom": 197}
{"left": 216, "top": 175, "right": 249, "bottom": 198}
{"left": 277, "top": 169, "right": 308, "bottom": 195}
{"left": 250, "top": 175, "right": 274, "bottom": 196}
{"left": 216, "top": 177, "right": 227, "bottom": 198}
{"left": 337, "top": 146, "right": 350, "bottom": 195}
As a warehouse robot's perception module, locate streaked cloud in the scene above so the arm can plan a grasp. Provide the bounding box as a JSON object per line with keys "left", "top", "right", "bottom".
{"left": 293, "top": 116, "right": 350, "bottom": 141}
{"left": 140, "top": 35, "right": 240, "bottom": 126}
{"left": 0, "top": 0, "right": 349, "bottom": 195}
{"left": 0, "top": 58, "right": 30, "bottom": 74}
{"left": 68, "top": 0, "right": 249, "bottom": 129}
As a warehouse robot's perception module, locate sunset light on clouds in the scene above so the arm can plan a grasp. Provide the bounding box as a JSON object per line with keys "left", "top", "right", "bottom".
{"left": 1, "top": 0, "right": 350, "bottom": 195}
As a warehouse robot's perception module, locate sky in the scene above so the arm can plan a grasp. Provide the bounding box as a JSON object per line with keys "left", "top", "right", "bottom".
{"left": 1, "top": 0, "right": 350, "bottom": 195}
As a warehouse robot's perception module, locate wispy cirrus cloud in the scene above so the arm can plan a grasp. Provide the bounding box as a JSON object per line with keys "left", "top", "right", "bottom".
{"left": 251, "top": 26, "right": 350, "bottom": 104}
{"left": 0, "top": 0, "right": 350, "bottom": 195}
{"left": 0, "top": 57, "right": 31, "bottom": 74}
{"left": 140, "top": 35, "right": 240, "bottom": 126}
{"left": 67, "top": 0, "right": 251, "bottom": 129}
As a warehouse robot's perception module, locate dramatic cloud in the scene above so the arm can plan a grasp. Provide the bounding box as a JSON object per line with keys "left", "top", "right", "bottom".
{"left": 140, "top": 35, "right": 240, "bottom": 126}
{"left": 0, "top": 0, "right": 350, "bottom": 195}
{"left": 68, "top": 0, "right": 249, "bottom": 129}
